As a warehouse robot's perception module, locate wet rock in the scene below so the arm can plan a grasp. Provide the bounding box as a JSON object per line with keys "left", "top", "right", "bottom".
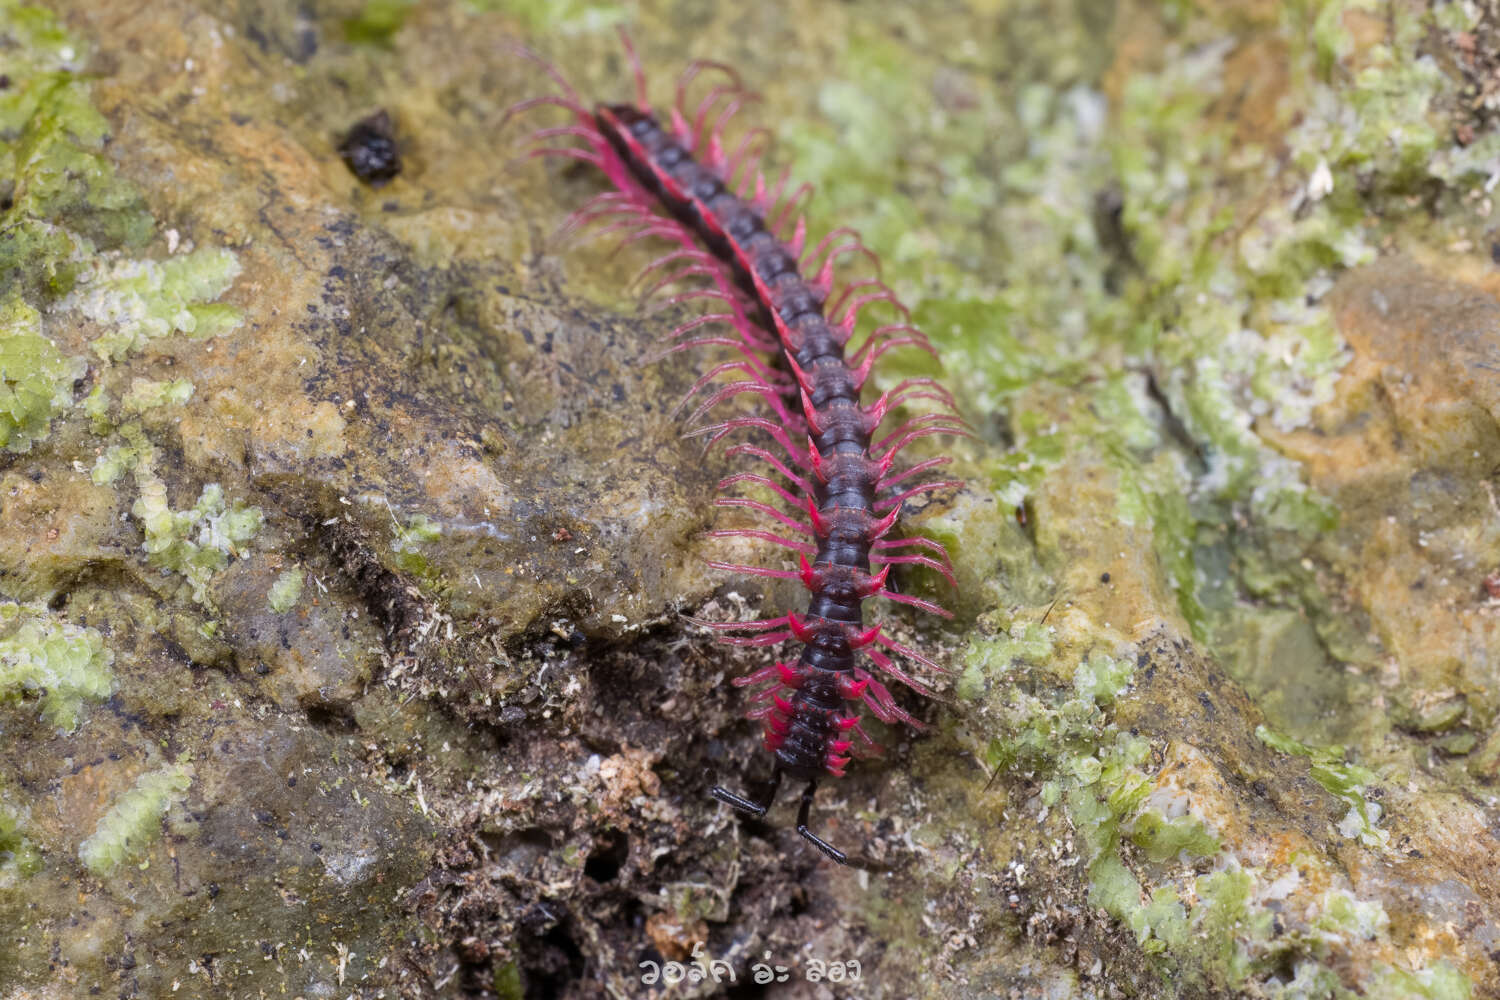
{"left": 3, "top": 0, "right": 1500, "bottom": 998}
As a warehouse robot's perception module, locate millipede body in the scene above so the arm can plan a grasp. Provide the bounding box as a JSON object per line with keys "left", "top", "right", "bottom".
{"left": 510, "top": 35, "right": 964, "bottom": 864}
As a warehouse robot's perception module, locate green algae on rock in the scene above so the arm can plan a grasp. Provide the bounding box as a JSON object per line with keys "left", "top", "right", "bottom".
{"left": 0, "top": 293, "right": 84, "bottom": 451}
{"left": 0, "top": 0, "right": 152, "bottom": 300}
{"left": 76, "top": 762, "right": 193, "bottom": 875}
{"left": 266, "top": 566, "right": 304, "bottom": 613}
{"left": 0, "top": 602, "right": 114, "bottom": 731}
{"left": 64, "top": 248, "right": 242, "bottom": 361}
{"left": 2, "top": 0, "right": 1499, "bottom": 996}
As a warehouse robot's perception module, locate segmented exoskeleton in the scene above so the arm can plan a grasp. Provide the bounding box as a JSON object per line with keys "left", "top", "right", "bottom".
{"left": 507, "top": 32, "right": 965, "bottom": 864}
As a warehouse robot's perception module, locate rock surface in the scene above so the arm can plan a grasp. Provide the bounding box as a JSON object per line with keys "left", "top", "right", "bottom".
{"left": 1, "top": 0, "right": 1498, "bottom": 999}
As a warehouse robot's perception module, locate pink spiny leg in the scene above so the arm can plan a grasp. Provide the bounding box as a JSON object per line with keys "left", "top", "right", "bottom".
{"left": 683, "top": 614, "right": 790, "bottom": 634}
{"left": 646, "top": 287, "right": 741, "bottom": 313}
{"left": 674, "top": 81, "right": 734, "bottom": 146}
{"left": 616, "top": 27, "right": 651, "bottom": 110}
{"left": 706, "top": 528, "right": 816, "bottom": 556}
{"left": 877, "top": 454, "right": 955, "bottom": 492}
{"left": 719, "top": 472, "right": 806, "bottom": 512}
{"left": 731, "top": 661, "right": 786, "bottom": 688}
{"left": 551, "top": 200, "right": 654, "bottom": 248}
{"left": 550, "top": 188, "right": 637, "bottom": 221}
{"left": 671, "top": 360, "right": 775, "bottom": 417}
{"left": 865, "top": 648, "right": 940, "bottom": 700}
{"left": 753, "top": 164, "right": 793, "bottom": 213}
{"left": 811, "top": 239, "right": 882, "bottom": 300}
{"left": 499, "top": 93, "right": 590, "bottom": 131}
{"left": 831, "top": 281, "right": 911, "bottom": 336}
{"left": 768, "top": 179, "right": 816, "bottom": 238}
{"left": 863, "top": 395, "right": 954, "bottom": 438}
{"left": 495, "top": 34, "right": 596, "bottom": 120}
{"left": 874, "top": 536, "right": 957, "bottom": 574}
{"left": 524, "top": 145, "right": 605, "bottom": 169}
{"left": 876, "top": 587, "right": 953, "bottom": 619}
{"left": 786, "top": 215, "right": 809, "bottom": 261}
{"left": 689, "top": 82, "right": 753, "bottom": 153}
{"left": 673, "top": 59, "right": 742, "bottom": 139}
{"left": 649, "top": 336, "right": 781, "bottom": 378}
{"left": 723, "top": 127, "right": 771, "bottom": 193}
{"left": 854, "top": 670, "right": 924, "bottom": 728}
{"left": 684, "top": 416, "right": 810, "bottom": 468}
{"left": 846, "top": 329, "right": 937, "bottom": 379}
{"left": 704, "top": 89, "right": 760, "bottom": 158}
{"left": 662, "top": 312, "right": 774, "bottom": 353}
{"left": 630, "top": 248, "right": 729, "bottom": 299}
{"left": 586, "top": 215, "right": 688, "bottom": 251}
{"left": 873, "top": 551, "right": 958, "bottom": 588}
{"left": 683, "top": 384, "right": 792, "bottom": 432}
{"left": 872, "top": 415, "right": 973, "bottom": 465}
{"left": 800, "top": 226, "right": 865, "bottom": 277}
{"left": 684, "top": 379, "right": 799, "bottom": 429}
{"left": 712, "top": 496, "right": 813, "bottom": 537}
{"left": 874, "top": 479, "right": 964, "bottom": 514}
{"left": 525, "top": 124, "right": 606, "bottom": 146}
{"left": 848, "top": 333, "right": 941, "bottom": 392}
{"left": 825, "top": 277, "right": 900, "bottom": 322}
{"left": 710, "top": 631, "right": 796, "bottom": 648}
{"left": 638, "top": 262, "right": 730, "bottom": 303}
{"left": 863, "top": 377, "right": 962, "bottom": 429}
{"left": 723, "top": 444, "right": 815, "bottom": 496}
{"left": 849, "top": 323, "right": 937, "bottom": 368}
{"left": 869, "top": 632, "right": 949, "bottom": 676}
{"left": 631, "top": 245, "right": 719, "bottom": 290}
{"left": 767, "top": 182, "right": 815, "bottom": 239}
{"left": 869, "top": 410, "right": 974, "bottom": 449}
{"left": 704, "top": 561, "right": 802, "bottom": 582}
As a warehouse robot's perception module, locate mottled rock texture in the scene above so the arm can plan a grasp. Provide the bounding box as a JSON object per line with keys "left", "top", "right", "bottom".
{"left": 2, "top": 0, "right": 1499, "bottom": 999}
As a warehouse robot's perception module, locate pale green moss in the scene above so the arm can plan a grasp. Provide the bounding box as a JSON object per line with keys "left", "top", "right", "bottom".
{"left": 90, "top": 442, "right": 136, "bottom": 484}
{"left": 0, "top": 602, "right": 115, "bottom": 731}
{"left": 0, "top": 292, "right": 85, "bottom": 451}
{"left": 0, "top": 1, "right": 153, "bottom": 298}
{"left": 65, "top": 249, "right": 243, "bottom": 361}
{"left": 121, "top": 376, "right": 194, "bottom": 413}
{"left": 1192, "top": 867, "right": 1267, "bottom": 986}
{"left": 81, "top": 380, "right": 111, "bottom": 433}
{"left": 465, "top": 0, "right": 624, "bottom": 32}
{"left": 397, "top": 512, "right": 441, "bottom": 545}
{"left": 957, "top": 621, "right": 1054, "bottom": 701}
{"left": 963, "top": 623, "right": 1467, "bottom": 994}
{"left": 267, "top": 568, "right": 304, "bottom": 614}
{"left": 343, "top": 0, "right": 415, "bottom": 45}
{"left": 0, "top": 787, "right": 41, "bottom": 880}
{"left": 1125, "top": 808, "right": 1221, "bottom": 863}
{"left": 1364, "top": 961, "right": 1473, "bottom": 1000}
{"left": 391, "top": 511, "right": 441, "bottom": 576}
{"left": 1255, "top": 725, "right": 1387, "bottom": 847}
{"left": 131, "top": 443, "right": 262, "bottom": 604}
{"left": 77, "top": 764, "right": 193, "bottom": 876}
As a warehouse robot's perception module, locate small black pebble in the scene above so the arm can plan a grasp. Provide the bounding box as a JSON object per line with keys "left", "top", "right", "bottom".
{"left": 1100, "top": 572, "right": 1111, "bottom": 583}
{"left": 338, "top": 110, "right": 401, "bottom": 187}
{"left": 310, "top": 841, "right": 322, "bottom": 853}
{"left": 0, "top": 74, "right": 10, "bottom": 90}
